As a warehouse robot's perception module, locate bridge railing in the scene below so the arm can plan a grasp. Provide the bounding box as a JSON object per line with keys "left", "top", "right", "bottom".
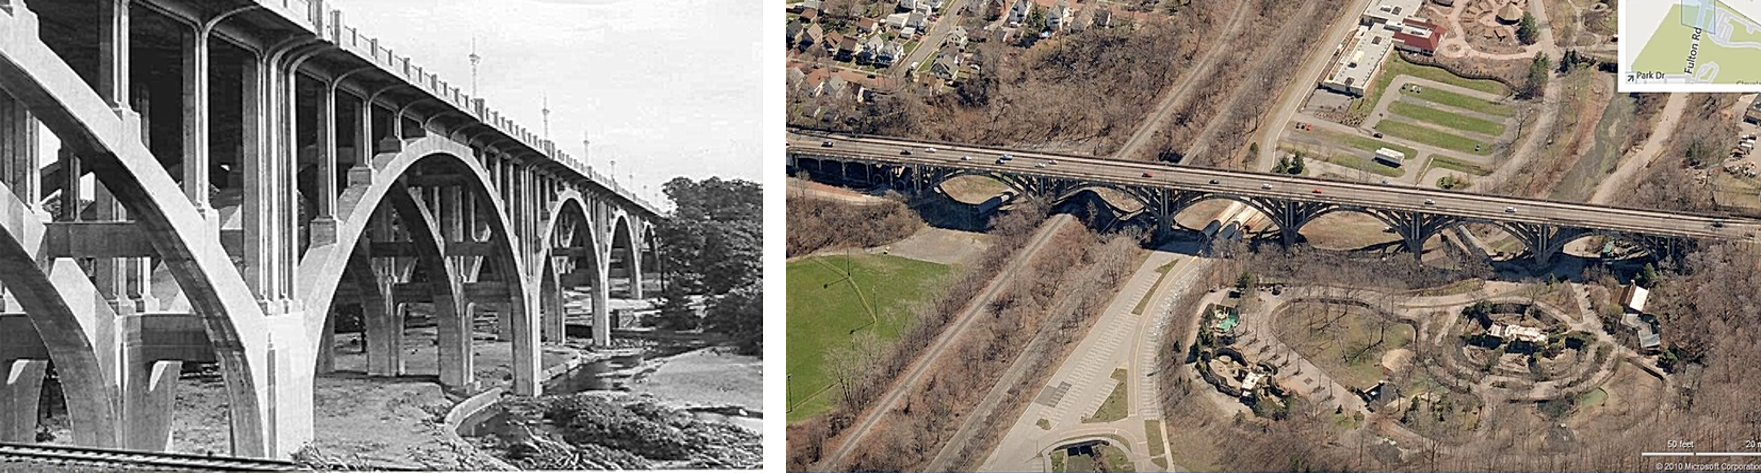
{"left": 256, "top": 0, "right": 662, "bottom": 217}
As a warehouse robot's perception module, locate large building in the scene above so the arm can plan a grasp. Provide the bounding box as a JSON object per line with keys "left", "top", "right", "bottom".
{"left": 1320, "top": 0, "right": 1446, "bottom": 95}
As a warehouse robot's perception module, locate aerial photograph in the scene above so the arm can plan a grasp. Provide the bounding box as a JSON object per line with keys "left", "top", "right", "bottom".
{"left": 0, "top": 0, "right": 760, "bottom": 471}
{"left": 785, "top": 0, "right": 1761, "bottom": 471}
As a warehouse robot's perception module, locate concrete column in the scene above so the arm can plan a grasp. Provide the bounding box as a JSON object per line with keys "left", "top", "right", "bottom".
{"left": 592, "top": 261, "right": 611, "bottom": 347}
{"left": 56, "top": 148, "right": 78, "bottom": 222}
{"left": 541, "top": 265, "right": 564, "bottom": 343}
{"left": 361, "top": 216, "right": 404, "bottom": 377}
{"left": 97, "top": 0, "right": 131, "bottom": 111}
{"left": 628, "top": 227, "right": 643, "bottom": 300}
{"left": 0, "top": 359, "right": 47, "bottom": 443}
{"left": 262, "top": 321, "right": 314, "bottom": 458}
{"left": 311, "top": 82, "right": 339, "bottom": 245}
{"left": 181, "top": 23, "right": 215, "bottom": 231}
{"left": 93, "top": 184, "right": 127, "bottom": 311}
{"left": 509, "top": 290, "right": 539, "bottom": 397}
{"left": 120, "top": 359, "right": 179, "bottom": 451}
{"left": 241, "top": 53, "right": 269, "bottom": 297}
{"left": 350, "top": 98, "right": 375, "bottom": 182}
{"left": 438, "top": 297, "right": 473, "bottom": 391}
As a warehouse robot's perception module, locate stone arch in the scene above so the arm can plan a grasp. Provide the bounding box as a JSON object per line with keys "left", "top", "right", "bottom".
{"left": 0, "top": 27, "right": 276, "bottom": 455}
{"left": 294, "top": 135, "right": 536, "bottom": 393}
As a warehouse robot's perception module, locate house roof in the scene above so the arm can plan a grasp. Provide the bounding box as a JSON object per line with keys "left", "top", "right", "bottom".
{"left": 787, "top": 21, "right": 804, "bottom": 36}
{"left": 1393, "top": 31, "right": 1438, "bottom": 53}
{"left": 824, "top": 31, "right": 844, "bottom": 45}
{"left": 858, "top": 18, "right": 878, "bottom": 30}
{"left": 1622, "top": 284, "right": 1650, "bottom": 313}
{"left": 805, "top": 23, "right": 824, "bottom": 40}
{"left": 800, "top": 8, "right": 818, "bottom": 21}
{"left": 840, "top": 36, "right": 859, "bottom": 50}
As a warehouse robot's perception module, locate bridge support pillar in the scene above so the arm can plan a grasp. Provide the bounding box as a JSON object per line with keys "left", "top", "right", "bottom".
{"left": 592, "top": 266, "right": 612, "bottom": 347}
{"left": 0, "top": 359, "right": 47, "bottom": 443}
{"left": 437, "top": 297, "right": 473, "bottom": 392}
{"left": 315, "top": 313, "right": 335, "bottom": 375}
{"left": 541, "top": 268, "right": 565, "bottom": 343}
{"left": 120, "top": 359, "right": 180, "bottom": 451}
{"left": 509, "top": 293, "right": 540, "bottom": 397}
{"left": 364, "top": 297, "right": 405, "bottom": 377}
{"left": 263, "top": 315, "right": 314, "bottom": 458}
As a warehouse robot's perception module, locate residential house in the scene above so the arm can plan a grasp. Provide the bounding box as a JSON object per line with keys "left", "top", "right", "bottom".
{"left": 800, "top": 7, "right": 819, "bottom": 23}
{"left": 914, "top": 0, "right": 934, "bottom": 16}
{"left": 947, "top": 26, "right": 969, "bottom": 49}
{"left": 857, "top": 18, "right": 878, "bottom": 34}
{"left": 786, "top": 65, "right": 808, "bottom": 87}
{"left": 877, "top": 40, "right": 905, "bottom": 67}
{"left": 858, "top": 35, "right": 885, "bottom": 64}
{"left": 799, "top": 67, "right": 832, "bottom": 96}
{"left": 898, "top": 0, "right": 917, "bottom": 12}
{"left": 901, "top": 26, "right": 918, "bottom": 38}
{"left": 837, "top": 36, "right": 859, "bottom": 61}
{"left": 1045, "top": 0, "right": 1070, "bottom": 31}
{"left": 800, "top": 23, "right": 823, "bottom": 51}
{"left": 801, "top": 0, "right": 822, "bottom": 12}
{"left": 787, "top": 20, "right": 804, "bottom": 45}
{"left": 822, "top": 31, "right": 844, "bottom": 55}
{"left": 1093, "top": 8, "right": 1113, "bottom": 28}
{"left": 931, "top": 45, "right": 961, "bottom": 80}
{"left": 886, "top": 12, "right": 911, "bottom": 29}
{"left": 926, "top": 0, "right": 946, "bottom": 11}
{"left": 906, "top": 12, "right": 928, "bottom": 30}
{"left": 1620, "top": 284, "right": 1649, "bottom": 313}
{"left": 1007, "top": 0, "right": 1032, "bottom": 27}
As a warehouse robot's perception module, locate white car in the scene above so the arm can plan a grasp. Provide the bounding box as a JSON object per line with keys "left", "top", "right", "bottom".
{"left": 1261, "top": 183, "right": 1272, "bottom": 190}
{"left": 924, "top": 147, "right": 938, "bottom": 153}
{"left": 1504, "top": 206, "right": 1517, "bottom": 213}
{"left": 1048, "top": 159, "right": 1058, "bottom": 165}
{"left": 1424, "top": 199, "right": 1435, "bottom": 206}
{"left": 961, "top": 155, "right": 971, "bottom": 161}
{"left": 1035, "top": 163, "right": 1046, "bottom": 168}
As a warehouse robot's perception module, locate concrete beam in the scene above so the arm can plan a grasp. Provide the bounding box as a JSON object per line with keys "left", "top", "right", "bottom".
{"left": 370, "top": 241, "right": 501, "bottom": 257}
{"left": 117, "top": 313, "right": 218, "bottom": 363}
{"left": 42, "top": 221, "right": 153, "bottom": 258}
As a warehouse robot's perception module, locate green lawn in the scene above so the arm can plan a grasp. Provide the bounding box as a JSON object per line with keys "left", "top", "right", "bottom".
{"left": 1099, "top": 445, "right": 1137, "bottom": 472}
{"left": 1321, "top": 130, "right": 1418, "bottom": 159}
{"left": 1389, "top": 101, "right": 1507, "bottom": 136}
{"left": 1273, "top": 302, "right": 1416, "bottom": 390}
{"left": 1428, "top": 154, "right": 1493, "bottom": 176}
{"left": 1406, "top": 85, "right": 1515, "bottom": 117}
{"left": 1575, "top": 387, "right": 1608, "bottom": 408}
{"left": 1145, "top": 420, "right": 1166, "bottom": 458}
{"left": 1375, "top": 120, "right": 1493, "bottom": 155}
{"left": 1349, "top": 54, "right": 1510, "bottom": 121}
{"left": 1132, "top": 259, "right": 1179, "bottom": 315}
{"left": 786, "top": 254, "right": 952, "bottom": 422}
{"left": 1083, "top": 369, "right": 1131, "bottom": 424}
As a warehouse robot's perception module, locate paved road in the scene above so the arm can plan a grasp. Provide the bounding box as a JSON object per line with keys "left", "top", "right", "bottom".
{"left": 977, "top": 249, "right": 1205, "bottom": 472}
{"left": 1250, "top": 0, "right": 1377, "bottom": 171}
{"left": 1111, "top": 0, "right": 1254, "bottom": 161}
{"left": 816, "top": 214, "right": 1077, "bottom": 470}
{"left": 892, "top": 0, "right": 970, "bottom": 79}
{"left": 789, "top": 131, "right": 1761, "bottom": 242}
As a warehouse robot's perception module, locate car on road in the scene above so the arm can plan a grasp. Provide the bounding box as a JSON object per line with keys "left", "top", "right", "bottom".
{"left": 900, "top": 149, "right": 912, "bottom": 155}
{"left": 1373, "top": 132, "right": 1383, "bottom": 139}
{"left": 1713, "top": 221, "right": 1726, "bottom": 228}
{"left": 821, "top": 140, "right": 834, "bottom": 147}
{"left": 1424, "top": 199, "right": 1435, "bottom": 206}
{"left": 1048, "top": 159, "right": 1058, "bottom": 165}
{"left": 1312, "top": 188, "right": 1324, "bottom": 194}
{"left": 961, "top": 155, "right": 971, "bottom": 161}
{"left": 1209, "top": 179, "right": 1221, "bottom": 185}
{"left": 1141, "top": 172, "right": 1154, "bottom": 178}
{"left": 1504, "top": 206, "right": 1517, "bottom": 213}
{"left": 1036, "top": 162, "right": 1047, "bottom": 168}
{"left": 996, "top": 158, "right": 1008, "bottom": 165}
{"left": 999, "top": 154, "right": 1014, "bottom": 161}
{"left": 924, "top": 147, "right": 937, "bottom": 153}
{"left": 1261, "top": 183, "right": 1273, "bottom": 190}
{"left": 1380, "top": 179, "right": 1391, "bottom": 185}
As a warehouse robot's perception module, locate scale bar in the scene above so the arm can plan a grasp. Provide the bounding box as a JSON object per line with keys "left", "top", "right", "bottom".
{"left": 1641, "top": 452, "right": 1761, "bottom": 457}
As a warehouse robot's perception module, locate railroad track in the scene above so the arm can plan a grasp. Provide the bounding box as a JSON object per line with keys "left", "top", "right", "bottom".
{"left": 0, "top": 442, "right": 305, "bottom": 471}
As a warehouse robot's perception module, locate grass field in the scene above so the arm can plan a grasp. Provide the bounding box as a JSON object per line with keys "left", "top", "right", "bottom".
{"left": 1389, "top": 101, "right": 1507, "bottom": 136}
{"left": 1084, "top": 368, "right": 1131, "bottom": 424}
{"left": 1406, "top": 85, "right": 1516, "bottom": 117}
{"left": 1429, "top": 154, "right": 1493, "bottom": 176}
{"left": 1348, "top": 55, "right": 1510, "bottom": 121}
{"left": 1145, "top": 420, "right": 1165, "bottom": 458}
{"left": 1133, "top": 259, "right": 1180, "bottom": 315}
{"left": 786, "top": 254, "right": 952, "bottom": 422}
{"left": 1273, "top": 302, "right": 1416, "bottom": 390}
{"left": 1375, "top": 120, "right": 1493, "bottom": 156}
{"left": 1099, "top": 445, "right": 1136, "bottom": 472}
{"left": 1285, "top": 145, "right": 1405, "bottom": 178}
{"left": 1320, "top": 129, "right": 1418, "bottom": 159}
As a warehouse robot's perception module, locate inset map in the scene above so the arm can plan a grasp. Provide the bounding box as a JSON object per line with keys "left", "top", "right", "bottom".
{"left": 1623, "top": 0, "right": 1761, "bottom": 90}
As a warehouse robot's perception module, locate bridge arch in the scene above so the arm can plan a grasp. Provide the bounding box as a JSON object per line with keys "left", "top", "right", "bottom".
{"left": 611, "top": 212, "right": 642, "bottom": 299}
{"left": 537, "top": 190, "right": 605, "bottom": 345}
{"left": 294, "top": 135, "right": 536, "bottom": 392}
{"left": 1166, "top": 193, "right": 1285, "bottom": 234}
{"left": 0, "top": 25, "right": 278, "bottom": 454}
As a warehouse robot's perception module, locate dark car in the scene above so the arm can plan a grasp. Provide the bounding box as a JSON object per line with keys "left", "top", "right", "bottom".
{"left": 1209, "top": 179, "right": 1220, "bottom": 185}
{"left": 1142, "top": 172, "right": 1154, "bottom": 178}
{"left": 821, "top": 140, "right": 834, "bottom": 147}
{"left": 900, "top": 149, "right": 912, "bottom": 155}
